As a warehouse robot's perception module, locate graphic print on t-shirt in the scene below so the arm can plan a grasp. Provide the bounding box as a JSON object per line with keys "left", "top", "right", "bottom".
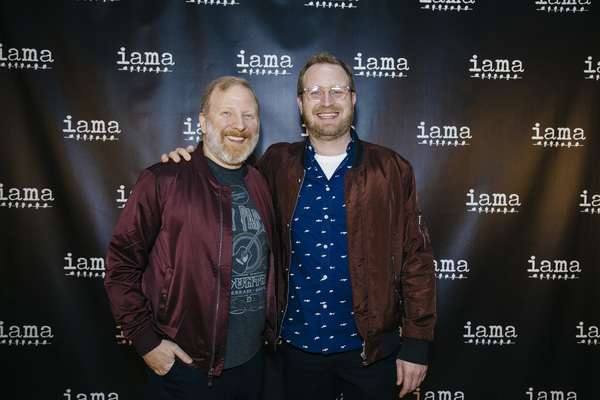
{"left": 229, "top": 185, "right": 268, "bottom": 316}
{"left": 233, "top": 215, "right": 263, "bottom": 273}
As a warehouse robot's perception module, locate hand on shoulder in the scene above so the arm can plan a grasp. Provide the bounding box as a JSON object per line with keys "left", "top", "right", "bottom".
{"left": 160, "top": 145, "right": 196, "bottom": 163}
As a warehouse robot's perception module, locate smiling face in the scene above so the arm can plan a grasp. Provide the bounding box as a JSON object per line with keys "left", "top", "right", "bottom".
{"left": 297, "top": 63, "right": 356, "bottom": 142}
{"left": 200, "top": 84, "right": 260, "bottom": 169}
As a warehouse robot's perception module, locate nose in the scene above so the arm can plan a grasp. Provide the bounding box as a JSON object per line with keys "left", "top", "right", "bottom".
{"left": 319, "top": 90, "right": 334, "bottom": 106}
{"left": 231, "top": 113, "right": 246, "bottom": 131}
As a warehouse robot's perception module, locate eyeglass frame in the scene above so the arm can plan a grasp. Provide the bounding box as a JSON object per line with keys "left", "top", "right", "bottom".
{"left": 300, "top": 85, "right": 353, "bottom": 102}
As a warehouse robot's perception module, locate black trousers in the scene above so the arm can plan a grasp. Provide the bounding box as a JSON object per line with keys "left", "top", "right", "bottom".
{"left": 280, "top": 342, "right": 399, "bottom": 400}
{"left": 146, "top": 347, "right": 263, "bottom": 400}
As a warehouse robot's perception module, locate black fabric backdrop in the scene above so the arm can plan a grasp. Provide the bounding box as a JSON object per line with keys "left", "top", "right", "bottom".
{"left": 1, "top": 1, "right": 598, "bottom": 399}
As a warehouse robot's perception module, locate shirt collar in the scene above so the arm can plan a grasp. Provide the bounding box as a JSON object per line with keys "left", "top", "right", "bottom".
{"left": 305, "top": 131, "right": 356, "bottom": 162}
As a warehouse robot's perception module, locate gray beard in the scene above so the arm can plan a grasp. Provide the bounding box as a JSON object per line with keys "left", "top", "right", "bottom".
{"left": 203, "top": 120, "right": 259, "bottom": 166}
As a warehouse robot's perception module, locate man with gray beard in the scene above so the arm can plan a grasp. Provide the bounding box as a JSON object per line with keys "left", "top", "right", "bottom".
{"left": 105, "top": 76, "right": 278, "bottom": 400}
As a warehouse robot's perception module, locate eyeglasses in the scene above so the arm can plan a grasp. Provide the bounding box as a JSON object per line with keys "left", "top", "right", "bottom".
{"left": 302, "top": 85, "right": 351, "bottom": 102}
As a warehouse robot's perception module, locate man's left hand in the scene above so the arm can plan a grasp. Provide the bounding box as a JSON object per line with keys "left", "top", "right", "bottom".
{"left": 160, "top": 145, "right": 195, "bottom": 163}
{"left": 396, "top": 359, "right": 427, "bottom": 398}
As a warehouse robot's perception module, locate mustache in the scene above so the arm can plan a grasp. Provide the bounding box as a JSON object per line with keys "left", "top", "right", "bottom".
{"left": 312, "top": 106, "right": 342, "bottom": 114}
{"left": 221, "top": 130, "right": 254, "bottom": 139}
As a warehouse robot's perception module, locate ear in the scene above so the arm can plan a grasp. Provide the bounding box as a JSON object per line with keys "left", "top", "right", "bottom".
{"left": 297, "top": 95, "right": 303, "bottom": 111}
{"left": 199, "top": 113, "right": 206, "bottom": 134}
{"left": 351, "top": 91, "right": 356, "bottom": 106}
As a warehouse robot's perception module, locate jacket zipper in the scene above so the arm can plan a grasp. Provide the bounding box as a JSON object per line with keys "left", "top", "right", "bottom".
{"left": 278, "top": 172, "right": 305, "bottom": 338}
{"left": 418, "top": 215, "right": 427, "bottom": 250}
{"left": 208, "top": 185, "right": 224, "bottom": 387}
{"left": 346, "top": 169, "right": 370, "bottom": 366}
{"left": 361, "top": 341, "right": 369, "bottom": 366}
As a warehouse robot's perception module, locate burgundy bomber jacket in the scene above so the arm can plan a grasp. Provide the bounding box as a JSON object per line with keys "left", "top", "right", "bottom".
{"left": 104, "top": 147, "right": 278, "bottom": 378}
{"left": 255, "top": 131, "right": 436, "bottom": 365}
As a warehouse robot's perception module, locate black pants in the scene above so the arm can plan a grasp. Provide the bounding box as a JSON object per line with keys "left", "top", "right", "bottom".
{"left": 146, "top": 347, "right": 263, "bottom": 400}
{"left": 281, "top": 342, "right": 399, "bottom": 400}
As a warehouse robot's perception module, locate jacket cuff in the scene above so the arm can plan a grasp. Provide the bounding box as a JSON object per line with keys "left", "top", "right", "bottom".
{"left": 131, "top": 324, "right": 162, "bottom": 357}
{"left": 397, "top": 337, "right": 430, "bottom": 365}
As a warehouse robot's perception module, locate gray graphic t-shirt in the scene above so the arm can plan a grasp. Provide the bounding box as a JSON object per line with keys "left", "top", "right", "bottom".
{"left": 207, "top": 160, "right": 269, "bottom": 369}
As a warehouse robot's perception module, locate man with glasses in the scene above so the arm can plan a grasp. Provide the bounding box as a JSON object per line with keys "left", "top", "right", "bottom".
{"left": 164, "top": 53, "right": 436, "bottom": 400}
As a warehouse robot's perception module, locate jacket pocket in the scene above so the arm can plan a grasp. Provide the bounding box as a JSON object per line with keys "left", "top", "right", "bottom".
{"left": 391, "top": 256, "right": 404, "bottom": 314}
{"left": 157, "top": 265, "right": 174, "bottom": 324}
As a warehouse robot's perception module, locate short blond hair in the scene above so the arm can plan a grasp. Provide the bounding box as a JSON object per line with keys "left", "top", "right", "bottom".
{"left": 297, "top": 52, "right": 355, "bottom": 95}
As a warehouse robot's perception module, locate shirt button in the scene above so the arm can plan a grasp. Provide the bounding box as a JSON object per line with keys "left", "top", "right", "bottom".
{"left": 161, "top": 293, "right": 167, "bottom": 301}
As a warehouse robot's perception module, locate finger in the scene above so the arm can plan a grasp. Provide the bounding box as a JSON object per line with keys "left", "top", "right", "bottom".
{"left": 186, "top": 145, "right": 195, "bottom": 153}
{"left": 169, "top": 150, "right": 182, "bottom": 163}
{"left": 176, "top": 147, "right": 192, "bottom": 161}
{"left": 418, "top": 370, "right": 426, "bottom": 386}
{"left": 396, "top": 360, "right": 404, "bottom": 386}
{"left": 160, "top": 153, "right": 169, "bottom": 163}
{"left": 398, "top": 374, "right": 416, "bottom": 398}
{"left": 174, "top": 347, "right": 193, "bottom": 364}
{"left": 398, "top": 382, "right": 410, "bottom": 398}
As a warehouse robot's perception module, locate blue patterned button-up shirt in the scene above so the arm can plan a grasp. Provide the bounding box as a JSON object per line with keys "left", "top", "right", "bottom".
{"left": 281, "top": 135, "right": 363, "bottom": 354}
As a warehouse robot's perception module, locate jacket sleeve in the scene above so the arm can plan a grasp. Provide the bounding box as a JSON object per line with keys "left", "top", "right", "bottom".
{"left": 397, "top": 164, "right": 437, "bottom": 365}
{"left": 104, "top": 169, "right": 163, "bottom": 357}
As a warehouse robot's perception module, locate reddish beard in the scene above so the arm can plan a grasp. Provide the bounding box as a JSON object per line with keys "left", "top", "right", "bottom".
{"left": 302, "top": 105, "right": 354, "bottom": 140}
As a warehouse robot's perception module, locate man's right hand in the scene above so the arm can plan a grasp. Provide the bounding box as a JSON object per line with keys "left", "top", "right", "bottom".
{"left": 143, "top": 339, "right": 193, "bottom": 376}
{"left": 160, "top": 145, "right": 196, "bottom": 163}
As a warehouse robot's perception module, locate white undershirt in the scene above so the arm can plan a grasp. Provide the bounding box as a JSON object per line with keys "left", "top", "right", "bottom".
{"left": 315, "top": 153, "right": 347, "bottom": 180}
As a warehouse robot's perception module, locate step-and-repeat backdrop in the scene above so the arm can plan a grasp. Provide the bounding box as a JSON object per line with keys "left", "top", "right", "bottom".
{"left": 1, "top": 1, "right": 598, "bottom": 399}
